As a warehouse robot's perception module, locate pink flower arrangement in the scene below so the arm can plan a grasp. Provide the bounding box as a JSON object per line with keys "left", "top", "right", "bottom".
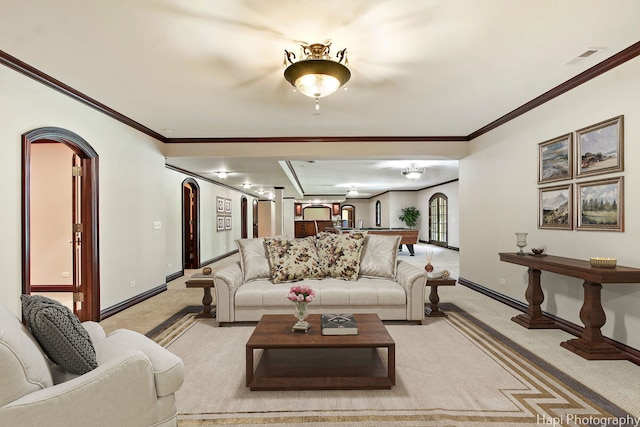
{"left": 287, "top": 284, "right": 316, "bottom": 303}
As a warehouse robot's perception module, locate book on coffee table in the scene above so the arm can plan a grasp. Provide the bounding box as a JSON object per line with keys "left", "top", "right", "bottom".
{"left": 321, "top": 314, "right": 358, "bottom": 335}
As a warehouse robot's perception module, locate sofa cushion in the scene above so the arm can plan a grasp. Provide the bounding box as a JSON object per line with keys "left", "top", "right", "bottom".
{"left": 316, "top": 232, "right": 366, "bottom": 280}
{"left": 236, "top": 237, "right": 271, "bottom": 283}
{"left": 0, "top": 303, "right": 53, "bottom": 406}
{"left": 21, "top": 295, "right": 98, "bottom": 375}
{"left": 234, "top": 277, "right": 406, "bottom": 307}
{"left": 264, "top": 236, "right": 325, "bottom": 283}
{"left": 359, "top": 234, "right": 403, "bottom": 279}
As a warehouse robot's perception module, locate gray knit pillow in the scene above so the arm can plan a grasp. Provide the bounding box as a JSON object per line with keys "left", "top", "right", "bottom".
{"left": 21, "top": 295, "right": 98, "bottom": 375}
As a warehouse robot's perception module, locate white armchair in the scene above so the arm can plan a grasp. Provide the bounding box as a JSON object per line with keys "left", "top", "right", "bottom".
{"left": 0, "top": 302, "right": 184, "bottom": 427}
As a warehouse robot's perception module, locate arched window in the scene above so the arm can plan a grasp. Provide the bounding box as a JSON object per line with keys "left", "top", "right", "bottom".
{"left": 429, "top": 193, "right": 448, "bottom": 246}
{"left": 375, "top": 200, "right": 382, "bottom": 227}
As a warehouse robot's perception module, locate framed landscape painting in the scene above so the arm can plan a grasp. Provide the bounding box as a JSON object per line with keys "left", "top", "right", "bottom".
{"left": 538, "top": 133, "right": 572, "bottom": 184}
{"left": 575, "top": 115, "right": 623, "bottom": 178}
{"left": 538, "top": 184, "right": 572, "bottom": 230}
{"left": 576, "top": 177, "right": 623, "bottom": 232}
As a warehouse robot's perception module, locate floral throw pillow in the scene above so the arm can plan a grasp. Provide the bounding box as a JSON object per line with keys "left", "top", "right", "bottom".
{"left": 316, "top": 232, "right": 366, "bottom": 281}
{"left": 264, "top": 237, "right": 325, "bottom": 283}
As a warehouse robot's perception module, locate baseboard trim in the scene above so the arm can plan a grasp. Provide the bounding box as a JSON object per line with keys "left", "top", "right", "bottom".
{"left": 458, "top": 277, "right": 640, "bottom": 365}
{"left": 100, "top": 284, "right": 167, "bottom": 320}
{"left": 418, "top": 240, "right": 459, "bottom": 251}
{"left": 200, "top": 249, "right": 239, "bottom": 267}
{"left": 166, "top": 271, "right": 183, "bottom": 283}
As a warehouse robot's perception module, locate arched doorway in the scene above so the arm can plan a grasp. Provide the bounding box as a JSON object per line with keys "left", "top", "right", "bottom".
{"left": 182, "top": 178, "right": 200, "bottom": 270}
{"left": 22, "top": 127, "right": 100, "bottom": 322}
{"left": 341, "top": 205, "right": 355, "bottom": 228}
{"left": 252, "top": 199, "right": 259, "bottom": 237}
{"left": 241, "top": 196, "right": 248, "bottom": 238}
{"left": 429, "top": 193, "right": 448, "bottom": 247}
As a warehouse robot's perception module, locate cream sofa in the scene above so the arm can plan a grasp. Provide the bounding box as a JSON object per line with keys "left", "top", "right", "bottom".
{"left": 214, "top": 234, "right": 427, "bottom": 324}
{"left": 0, "top": 300, "right": 184, "bottom": 427}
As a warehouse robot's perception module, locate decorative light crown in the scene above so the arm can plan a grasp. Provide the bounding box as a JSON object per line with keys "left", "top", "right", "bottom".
{"left": 284, "top": 41, "right": 350, "bottom": 108}
{"left": 402, "top": 164, "right": 424, "bottom": 180}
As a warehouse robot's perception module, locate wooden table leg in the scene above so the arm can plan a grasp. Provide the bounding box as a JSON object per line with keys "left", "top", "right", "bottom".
{"left": 246, "top": 346, "right": 254, "bottom": 387}
{"left": 195, "top": 286, "right": 215, "bottom": 319}
{"left": 560, "top": 281, "right": 626, "bottom": 360}
{"left": 511, "top": 268, "right": 558, "bottom": 329}
{"left": 425, "top": 285, "right": 446, "bottom": 317}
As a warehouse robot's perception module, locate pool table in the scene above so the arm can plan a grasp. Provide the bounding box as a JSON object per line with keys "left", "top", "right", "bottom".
{"left": 327, "top": 227, "right": 419, "bottom": 256}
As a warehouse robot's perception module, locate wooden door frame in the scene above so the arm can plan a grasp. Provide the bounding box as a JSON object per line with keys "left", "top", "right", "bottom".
{"left": 181, "top": 178, "right": 200, "bottom": 270}
{"left": 252, "top": 199, "right": 258, "bottom": 238}
{"left": 241, "top": 196, "right": 248, "bottom": 238}
{"left": 22, "top": 127, "right": 100, "bottom": 321}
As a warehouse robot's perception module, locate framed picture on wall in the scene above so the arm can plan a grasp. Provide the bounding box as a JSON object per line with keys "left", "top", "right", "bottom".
{"left": 225, "top": 216, "right": 232, "bottom": 230}
{"left": 538, "top": 133, "right": 572, "bottom": 184}
{"left": 538, "top": 184, "right": 572, "bottom": 230}
{"left": 576, "top": 177, "right": 623, "bottom": 232}
{"left": 225, "top": 198, "right": 232, "bottom": 214}
{"left": 575, "top": 115, "right": 623, "bottom": 178}
{"left": 216, "top": 197, "right": 225, "bottom": 214}
{"left": 216, "top": 215, "right": 225, "bottom": 231}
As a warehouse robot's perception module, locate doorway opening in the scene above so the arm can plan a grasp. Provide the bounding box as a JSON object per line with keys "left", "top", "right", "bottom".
{"left": 341, "top": 205, "right": 355, "bottom": 228}
{"left": 22, "top": 127, "right": 100, "bottom": 322}
{"left": 429, "top": 193, "right": 448, "bottom": 247}
{"left": 241, "top": 196, "right": 248, "bottom": 238}
{"left": 182, "top": 178, "right": 200, "bottom": 270}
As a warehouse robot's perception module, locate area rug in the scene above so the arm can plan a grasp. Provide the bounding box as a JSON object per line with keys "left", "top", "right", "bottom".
{"left": 151, "top": 306, "right": 633, "bottom": 426}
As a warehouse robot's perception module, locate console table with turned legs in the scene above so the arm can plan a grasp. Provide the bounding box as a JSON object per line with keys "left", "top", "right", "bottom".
{"left": 499, "top": 252, "right": 640, "bottom": 361}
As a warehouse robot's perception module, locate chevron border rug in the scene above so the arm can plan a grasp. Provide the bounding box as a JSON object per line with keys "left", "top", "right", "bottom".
{"left": 150, "top": 305, "right": 635, "bottom": 427}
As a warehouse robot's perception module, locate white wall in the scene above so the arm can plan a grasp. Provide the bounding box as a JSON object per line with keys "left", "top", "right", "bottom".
{"left": 418, "top": 181, "right": 460, "bottom": 248}
{"left": 0, "top": 65, "right": 166, "bottom": 316}
{"left": 165, "top": 168, "right": 257, "bottom": 277}
{"left": 459, "top": 56, "right": 640, "bottom": 349}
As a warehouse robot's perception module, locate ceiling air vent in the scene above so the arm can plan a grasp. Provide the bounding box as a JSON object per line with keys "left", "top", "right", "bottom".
{"left": 566, "top": 48, "right": 603, "bottom": 65}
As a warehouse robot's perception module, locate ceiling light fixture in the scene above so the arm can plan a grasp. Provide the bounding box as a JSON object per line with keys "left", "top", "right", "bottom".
{"left": 216, "top": 171, "right": 229, "bottom": 179}
{"left": 242, "top": 183, "right": 252, "bottom": 189}
{"left": 402, "top": 164, "right": 424, "bottom": 180}
{"left": 347, "top": 187, "right": 359, "bottom": 197}
{"left": 284, "top": 41, "right": 350, "bottom": 110}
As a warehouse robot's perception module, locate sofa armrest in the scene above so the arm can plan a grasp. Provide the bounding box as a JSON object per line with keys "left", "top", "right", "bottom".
{"left": 214, "top": 262, "right": 243, "bottom": 323}
{"left": 396, "top": 260, "right": 427, "bottom": 321}
{"left": 93, "top": 329, "right": 184, "bottom": 397}
{"left": 0, "top": 350, "right": 164, "bottom": 427}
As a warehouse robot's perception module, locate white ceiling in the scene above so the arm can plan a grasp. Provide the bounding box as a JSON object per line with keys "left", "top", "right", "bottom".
{"left": 2, "top": 0, "right": 640, "bottom": 200}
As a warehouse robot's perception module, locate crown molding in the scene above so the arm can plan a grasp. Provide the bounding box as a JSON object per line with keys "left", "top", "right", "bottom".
{"left": 2, "top": 41, "right": 640, "bottom": 144}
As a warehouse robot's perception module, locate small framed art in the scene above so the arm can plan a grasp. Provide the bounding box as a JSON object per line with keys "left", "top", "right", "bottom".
{"left": 225, "top": 216, "right": 232, "bottom": 230}
{"left": 216, "top": 197, "right": 225, "bottom": 214}
{"left": 575, "top": 115, "right": 623, "bottom": 178}
{"left": 225, "top": 198, "right": 232, "bottom": 214}
{"left": 216, "top": 215, "right": 225, "bottom": 231}
{"left": 576, "top": 177, "right": 623, "bottom": 232}
{"left": 538, "top": 133, "right": 572, "bottom": 184}
{"left": 538, "top": 184, "right": 572, "bottom": 230}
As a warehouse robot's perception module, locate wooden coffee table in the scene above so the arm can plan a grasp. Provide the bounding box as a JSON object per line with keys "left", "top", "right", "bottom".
{"left": 246, "top": 313, "right": 395, "bottom": 391}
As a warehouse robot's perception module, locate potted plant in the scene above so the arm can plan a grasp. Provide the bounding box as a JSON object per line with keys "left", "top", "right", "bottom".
{"left": 398, "top": 206, "right": 421, "bottom": 229}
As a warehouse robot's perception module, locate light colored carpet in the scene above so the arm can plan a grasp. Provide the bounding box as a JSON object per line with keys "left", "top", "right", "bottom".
{"left": 153, "top": 308, "right": 631, "bottom": 426}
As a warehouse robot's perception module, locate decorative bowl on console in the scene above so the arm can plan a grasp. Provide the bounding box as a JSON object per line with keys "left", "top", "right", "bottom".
{"left": 590, "top": 257, "right": 617, "bottom": 268}
{"left": 531, "top": 248, "right": 545, "bottom": 255}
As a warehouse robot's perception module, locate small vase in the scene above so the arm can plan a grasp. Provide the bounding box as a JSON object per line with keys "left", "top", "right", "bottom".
{"left": 425, "top": 263, "right": 434, "bottom": 272}
{"left": 292, "top": 302, "right": 310, "bottom": 332}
